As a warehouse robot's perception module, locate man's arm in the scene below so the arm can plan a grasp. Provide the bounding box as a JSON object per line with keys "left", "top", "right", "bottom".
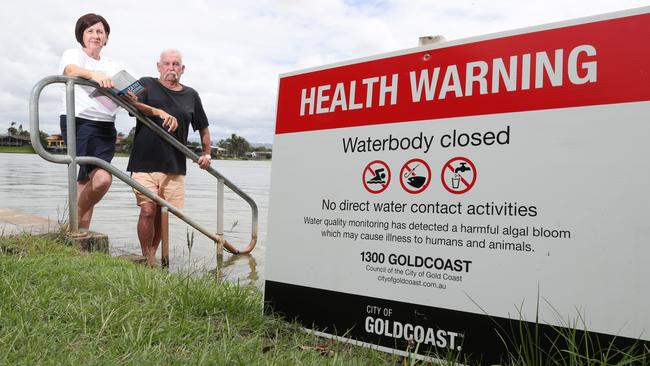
{"left": 125, "top": 92, "right": 178, "bottom": 132}
{"left": 197, "top": 127, "right": 212, "bottom": 169}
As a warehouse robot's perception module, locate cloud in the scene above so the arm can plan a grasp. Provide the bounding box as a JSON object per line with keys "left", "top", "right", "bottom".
{"left": 0, "top": 0, "right": 647, "bottom": 142}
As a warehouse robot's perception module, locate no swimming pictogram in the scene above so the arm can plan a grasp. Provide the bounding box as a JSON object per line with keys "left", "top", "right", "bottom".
{"left": 363, "top": 160, "right": 391, "bottom": 194}
{"left": 399, "top": 158, "right": 431, "bottom": 194}
{"left": 441, "top": 157, "right": 477, "bottom": 194}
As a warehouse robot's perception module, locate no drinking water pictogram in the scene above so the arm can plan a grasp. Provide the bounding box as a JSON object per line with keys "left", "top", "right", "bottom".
{"left": 441, "top": 156, "right": 477, "bottom": 194}
{"left": 363, "top": 160, "right": 391, "bottom": 194}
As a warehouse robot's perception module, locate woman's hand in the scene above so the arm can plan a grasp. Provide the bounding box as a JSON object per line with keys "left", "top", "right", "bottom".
{"left": 90, "top": 71, "right": 114, "bottom": 88}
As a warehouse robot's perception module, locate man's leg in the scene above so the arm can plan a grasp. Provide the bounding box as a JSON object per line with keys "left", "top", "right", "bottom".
{"left": 133, "top": 172, "right": 164, "bottom": 267}
{"left": 138, "top": 202, "right": 159, "bottom": 266}
{"left": 156, "top": 174, "right": 184, "bottom": 262}
{"left": 77, "top": 168, "right": 113, "bottom": 230}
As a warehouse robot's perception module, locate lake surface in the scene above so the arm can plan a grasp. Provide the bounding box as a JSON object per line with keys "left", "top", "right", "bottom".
{"left": 0, "top": 153, "right": 270, "bottom": 287}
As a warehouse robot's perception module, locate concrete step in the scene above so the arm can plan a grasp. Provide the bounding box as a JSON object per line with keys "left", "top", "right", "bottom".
{"left": 0, "top": 208, "right": 108, "bottom": 253}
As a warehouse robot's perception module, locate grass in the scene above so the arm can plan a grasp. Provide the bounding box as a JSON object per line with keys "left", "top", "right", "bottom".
{"left": 0, "top": 233, "right": 407, "bottom": 365}
{"left": 466, "top": 289, "right": 650, "bottom": 366}
{"left": 0, "top": 146, "right": 36, "bottom": 154}
{"left": 500, "top": 307, "right": 650, "bottom": 366}
{"left": 1, "top": 233, "right": 647, "bottom": 365}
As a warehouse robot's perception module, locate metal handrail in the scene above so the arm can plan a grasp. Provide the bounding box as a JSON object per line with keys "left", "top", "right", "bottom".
{"left": 29, "top": 75, "right": 258, "bottom": 255}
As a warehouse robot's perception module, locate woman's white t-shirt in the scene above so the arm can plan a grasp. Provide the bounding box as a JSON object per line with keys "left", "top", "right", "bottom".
{"left": 58, "top": 48, "right": 122, "bottom": 122}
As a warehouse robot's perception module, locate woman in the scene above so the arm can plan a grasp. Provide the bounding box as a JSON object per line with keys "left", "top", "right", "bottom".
{"left": 60, "top": 13, "right": 178, "bottom": 233}
{"left": 59, "top": 13, "right": 119, "bottom": 233}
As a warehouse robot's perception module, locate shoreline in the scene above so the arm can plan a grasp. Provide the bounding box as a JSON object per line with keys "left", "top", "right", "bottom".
{"left": 0, "top": 148, "right": 270, "bottom": 160}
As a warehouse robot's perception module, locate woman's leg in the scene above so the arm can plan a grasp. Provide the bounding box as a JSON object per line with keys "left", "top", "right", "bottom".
{"left": 74, "top": 119, "right": 116, "bottom": 231}
{"left": 77, "top": 168, "right": 113, "bottom": 230}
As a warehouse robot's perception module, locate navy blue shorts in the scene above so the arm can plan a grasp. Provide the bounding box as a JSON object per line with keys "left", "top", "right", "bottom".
{"left": 60, "top": 115, "right": 116, "bottom": 182}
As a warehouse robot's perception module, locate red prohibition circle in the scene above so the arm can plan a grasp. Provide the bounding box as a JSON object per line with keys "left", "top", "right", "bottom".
{"left": 441, "top": 156, "right": 477, "bottom": 194}
{"left": 399, "top": 158, "right": 431, "bottom": 194}
{"left": 362, "top": 160, "right": 391, "bottom": 194}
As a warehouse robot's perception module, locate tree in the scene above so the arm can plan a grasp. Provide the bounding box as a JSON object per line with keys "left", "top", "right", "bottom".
{"left": 7, "top": 121, "right": 17, "bottom": 136}
{"left": 6, "top": 122, "right": 31, "bottom": 138}
{"left": 122, "top": 127, "right": 136, "bottom": 153}
{"left": 18, "top": 125, "right": 30, "bottom": 138}
{"left": 218, "top": 134, "right": 251, "bottom": 158}
{"left": 253, "top": 145, "right": 270, "bottom": 152}
{"left": 39, "top": 130, "right": 49, "bottom": 147}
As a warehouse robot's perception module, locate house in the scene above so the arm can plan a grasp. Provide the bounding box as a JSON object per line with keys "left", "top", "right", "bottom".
{"left": 213, "top": 146, "right": 227, "bottom": 157}
{"left": 245, "top": 151, "right": 272, "bottom": 160}
{"left": 187, "top": 144, "right": 227, "bottom": 158}
{"left": 0, "top": 134, "right": 31, "bottom": 147}
{"left": 46, "top": 134, "right": 66, "bottom": 149}
{"left": 115, "top": 133, "right": 127, "bottom": 152}
{"left": 116, "top": 133, "right": 126, "bottom": 145}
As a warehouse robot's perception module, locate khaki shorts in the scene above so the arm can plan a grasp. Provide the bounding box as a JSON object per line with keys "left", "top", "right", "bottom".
{"left": 132, "top": 172, "right": 185, "bottom": 209}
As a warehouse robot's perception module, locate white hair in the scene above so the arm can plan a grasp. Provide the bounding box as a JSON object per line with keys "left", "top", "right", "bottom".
{"left": 160, "top": 48, "right": 183, "bottom": 63}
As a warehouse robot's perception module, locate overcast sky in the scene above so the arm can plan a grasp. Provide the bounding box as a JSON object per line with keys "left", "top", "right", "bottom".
{"left": 1, "top": 0, "right": 647, "bottom": 143}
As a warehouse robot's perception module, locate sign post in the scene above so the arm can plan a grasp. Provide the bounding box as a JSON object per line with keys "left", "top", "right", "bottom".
{"left": 265, "top": 7, "right": 650, "bottom": 363}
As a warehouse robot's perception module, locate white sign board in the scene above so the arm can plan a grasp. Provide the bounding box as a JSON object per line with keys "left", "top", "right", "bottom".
{"left": 266, "top": 7, "right": 650, "bottom": 362}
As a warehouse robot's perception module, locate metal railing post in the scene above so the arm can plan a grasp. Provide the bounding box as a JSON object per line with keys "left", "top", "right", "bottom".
{"left": 65, "top": 80, "right": 79, "bottom": 232}
{"left": 216, "top": 178, "right": 225, "bottom": 258}
{"left": 161, "top": 207, "right": 169, "bottom": 267}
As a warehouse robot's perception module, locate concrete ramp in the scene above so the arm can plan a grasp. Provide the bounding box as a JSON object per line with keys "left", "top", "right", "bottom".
{"left": 0, "top": 208, "right": 60, "bottom": 236}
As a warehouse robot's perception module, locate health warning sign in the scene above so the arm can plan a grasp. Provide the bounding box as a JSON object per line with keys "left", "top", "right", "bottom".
{"left": 265, "top": 7, "right": 650, "bottom": 363}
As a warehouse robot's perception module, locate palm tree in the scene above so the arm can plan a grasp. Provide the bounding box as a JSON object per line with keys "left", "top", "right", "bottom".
{"left": 7, "top": 122, "right": 17, "bottom": 136}
{"left": 218, "top": 134, "right": 251, "bottom": 158}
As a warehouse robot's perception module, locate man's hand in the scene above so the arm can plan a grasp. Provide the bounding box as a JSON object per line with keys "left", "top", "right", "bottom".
{"left": 197, "top": 154, "right": 211, "bottom": 169}
{"left": 124, "top": 91, "right": 138, "bottom": 104}
{"left": 90, "top": 71, "right": 114, "bottom": 88}
{"left": 157, "top": 109, "right": 178, "bottom": 132}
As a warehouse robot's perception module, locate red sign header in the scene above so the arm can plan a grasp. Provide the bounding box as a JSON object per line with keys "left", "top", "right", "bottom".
{"left": 275, "top": 12, "right": 650, "bottom": 135}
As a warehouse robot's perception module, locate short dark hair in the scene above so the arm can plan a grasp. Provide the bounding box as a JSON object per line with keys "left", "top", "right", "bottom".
{"left": 75, "top": 13, "right": 110, "bottom": 47}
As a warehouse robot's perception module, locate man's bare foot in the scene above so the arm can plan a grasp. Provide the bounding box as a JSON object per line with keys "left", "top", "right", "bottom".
{"left": 146, "top": 256, "right": 158, "bottom": 268}
{"left": 70, "top": 229, "right": 89, "bottom": 238}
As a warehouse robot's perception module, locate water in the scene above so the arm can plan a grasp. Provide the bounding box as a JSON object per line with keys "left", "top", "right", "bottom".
{"left": 0, "top": 153, "right": 270, "bottom": 287}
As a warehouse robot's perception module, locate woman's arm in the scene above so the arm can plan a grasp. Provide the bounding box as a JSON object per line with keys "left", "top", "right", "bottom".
{"left": 63, "top": 64, "right": 114, "bottom": 88}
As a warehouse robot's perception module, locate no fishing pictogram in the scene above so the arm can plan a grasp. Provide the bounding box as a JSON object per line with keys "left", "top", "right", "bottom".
{"left": 363, "top": 160, "right": 391, "bottom": 194}
{"left": 399, "top": 158, "right": 431, "bottom": 194}
{"left": 441, "top": 157, "right": 477, "bottom": 194}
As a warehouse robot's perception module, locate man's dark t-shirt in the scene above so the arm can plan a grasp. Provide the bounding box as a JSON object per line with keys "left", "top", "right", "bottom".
{"left": 127, "top": 77, "right": 209, "bottom": 175}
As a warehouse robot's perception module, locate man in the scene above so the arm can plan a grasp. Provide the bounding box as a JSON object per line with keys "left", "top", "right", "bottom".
{"left": 127, "top": 49, "right": 212, "bottom": 267}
